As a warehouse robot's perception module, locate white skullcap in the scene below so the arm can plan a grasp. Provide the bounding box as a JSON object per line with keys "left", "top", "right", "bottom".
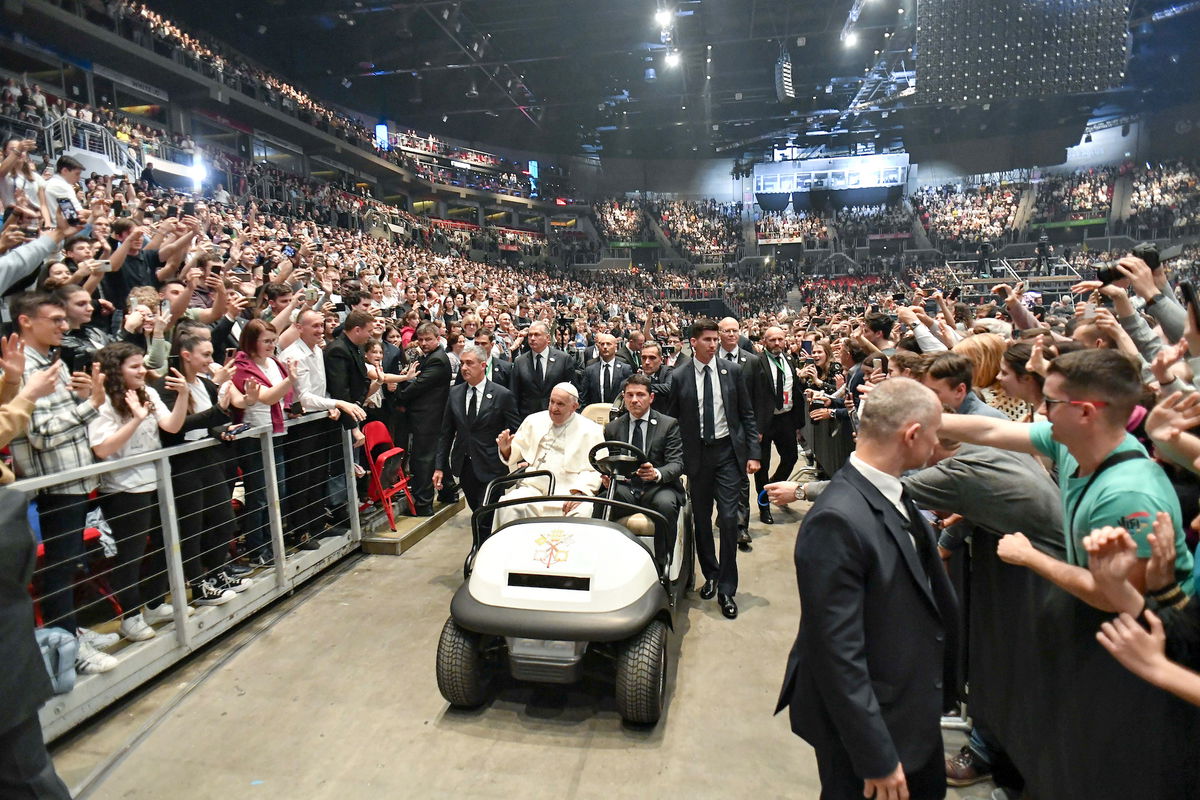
{"left": 552, "top": 381, "right": 579, "bottom": 401}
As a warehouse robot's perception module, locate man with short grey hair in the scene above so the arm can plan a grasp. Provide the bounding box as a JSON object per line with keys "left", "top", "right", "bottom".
{"left": 776, "top": 377, "right": 959, "bottom": 800}
{"left": 511, "top": 320, "right": 576, "bottom": 420}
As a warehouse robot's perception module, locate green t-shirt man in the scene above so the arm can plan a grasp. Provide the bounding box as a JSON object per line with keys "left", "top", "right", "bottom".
{"left": 1029, "top": 420, "right": 1194, "bottom": 592}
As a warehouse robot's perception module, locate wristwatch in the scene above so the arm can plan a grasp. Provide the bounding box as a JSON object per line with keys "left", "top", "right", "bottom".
{"left": 1145, "top": 291, "right": 1166, "bottom": 309}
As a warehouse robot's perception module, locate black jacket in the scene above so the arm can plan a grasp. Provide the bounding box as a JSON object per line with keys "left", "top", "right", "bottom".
{"left": 394, "top": 346, "right": 451, "bottom": 417}
{"left": 663, "top": 356, "right": 760, "bottom": 473}
{"left": 509, "top": 346, "right": 578, "bottom": 420}
{"left": 0, "top": 488, "right": 50, "bottom": 733}
{"left": 324, "top": 333, "right": 371, "bottom": 406}
{"left": 749, "top": 349, "right": 805, "bottom": 435}
{"left": 602, "top": 409, "right": 685, "bottom": 493}
{"left": 776, "top": 464, "right": 959, "bottom": 782}
{"left": 580, "top": 359, "right": 632, "bottom": 407}
{"left": 435, "top": 380, "right": 521, "bottom": 482}
{"left": 153, "top": 375, "right": 231, "bottom": 447}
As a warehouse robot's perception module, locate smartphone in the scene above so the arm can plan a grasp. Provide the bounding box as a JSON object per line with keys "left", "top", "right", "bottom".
{"left": 948, "top": 287, "right": 961, "bottom": 301}
{"left": 166, "top": 206, "right": 178, "bottom": 219}
{"left": 182, "top": 201, "right": 196, "bottom": 216}
{"left": 891, "top": 293, "right": 907, "bottom": 302}
{"left": 96, "top": 260, "right": 113, "bottom": 272}
{"left": 225, "top": 347, "right": 237, "bottom": 362}
{"left": 160, "top": 300, "right": 170, "bottom": 318}
{"left": 225, "top": 422, "right": 252, "bottom": 437}
{"left": 1180, "top": 282, "right": 1200, "bottom": 329}
{"left": 56, "top": 197, "right": 80, "bottom": 225}
{"left": 111, "top": 198, "right": 123, "bottom": 216}
{"left": 801, "top": 340, "right": 814, "bottom": 355}
{"left": 1082, "top": 302, "right": 1097, "bottom": 320}
{"left": 282, "top": 245, "right": 297, "bottom": 258}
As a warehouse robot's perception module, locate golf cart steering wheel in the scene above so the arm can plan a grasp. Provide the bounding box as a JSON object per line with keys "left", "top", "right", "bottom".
{"left": 588, "top": 440, "right": 650, "bottom": 479}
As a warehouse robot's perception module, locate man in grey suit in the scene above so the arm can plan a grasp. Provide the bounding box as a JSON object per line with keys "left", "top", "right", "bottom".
{"left": 599, "top": 374, "right": 685, "bottom": 534}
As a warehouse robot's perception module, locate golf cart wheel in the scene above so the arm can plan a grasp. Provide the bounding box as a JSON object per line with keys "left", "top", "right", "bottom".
{"left": 436, "top": 618, "right": 489, "bottom": 708}
{"left": 615, "top": 619, "right": 669, "bottom": 725}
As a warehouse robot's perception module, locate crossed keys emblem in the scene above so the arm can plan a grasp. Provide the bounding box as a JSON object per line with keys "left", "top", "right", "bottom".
{"left": 533, "top": 529, "right": 573, "bottom": 568}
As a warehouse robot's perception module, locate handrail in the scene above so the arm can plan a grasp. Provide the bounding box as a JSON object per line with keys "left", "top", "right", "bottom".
{"left": 8, "top": 411, "right": 325, "bottom": 496}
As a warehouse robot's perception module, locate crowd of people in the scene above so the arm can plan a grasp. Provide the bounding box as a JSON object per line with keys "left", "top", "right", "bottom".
{"left": 1126, "top": 159, "right": 1200, "bottom": 236}
{"left": 592, "top": 198, "right": 648, "bottom": 242}
{"left": 755, "top": 211, "right": 829, "bottom": 246}
{"left": 1032, "top": 165, "right": 1122, "bottom": 223}
{"left": 652, "top": 199, "right": 743, "bottom": 261}
{"left": 10, "top": 130, "right": 1200, "bottom": 797}
{"left": 832, "top": 202, "right": 913, "bottom": 241}
{"left": 911, "top": 182, "right": 1023, "bottom": 248}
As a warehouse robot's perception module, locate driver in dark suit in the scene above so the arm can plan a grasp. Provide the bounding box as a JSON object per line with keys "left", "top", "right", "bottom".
{"left": 597, "top": 374, "right": 685, "bottom": 533}
{"left": 775, "top": 378, "right": 959, "bottom": 800}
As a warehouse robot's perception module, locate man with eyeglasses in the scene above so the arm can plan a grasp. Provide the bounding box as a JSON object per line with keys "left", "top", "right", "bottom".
{"left": 938, "top": 348, "right": 1192, "bottom": 610}
{"left": 8, "top": 291, "right": 116, "bottom": 674}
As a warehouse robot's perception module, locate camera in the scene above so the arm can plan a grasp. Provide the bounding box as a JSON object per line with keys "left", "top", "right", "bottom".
{"left": 1132, "top": 242, "right": 1160, "bottom": 271}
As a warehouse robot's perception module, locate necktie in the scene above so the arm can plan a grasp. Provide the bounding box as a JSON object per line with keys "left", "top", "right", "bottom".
{"left": 725, "top": 352, "right": 735, "bottom": 362}
{"left": 534, "top": 353, "right": 543, "bottom": 384}
{"left": 773, "top": 355, "right": 785, "bottom": 409}
{"left": 901, "top": 491, "right": 935, "bottom": 580}
{"left": 467, "top": 387, "right": 477, "bottom": 422}
{"left": 702, "top": 365, "right": 715, "bottom": 442}
{"left": 602, "top": 363, "right": 611, "bottom": 402}
{"left": 632, "top": 418, "right": 644, "bottom": 452}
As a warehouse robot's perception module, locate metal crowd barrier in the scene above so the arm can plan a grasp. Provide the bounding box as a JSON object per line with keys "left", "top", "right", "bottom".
{"left": 28, "top": 413, "right": 361, "bottom": 743}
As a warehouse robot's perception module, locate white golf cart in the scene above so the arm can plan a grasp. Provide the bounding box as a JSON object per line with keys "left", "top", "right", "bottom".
{"left": 436, "top": 441, "right": 694, "bottom": 725}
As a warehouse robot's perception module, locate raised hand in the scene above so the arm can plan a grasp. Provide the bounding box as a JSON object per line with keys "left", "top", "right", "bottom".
{"left": 1146, "top": 512, "right": 1179, "bottom": 592}
{"left": 1145, "top": 391, "right": 1200, "bottom": 444}
{"left": 126, "top": 389, "right": 149, "bottom": 420}
{"left": 164, "top": 367, "right": 188, "bottom": 394}
{"left": 1096, "top": 610, "right": 1169, "bottom": 683}
{"left": 19, "top": 361, "right": 61, "bottom": 402}
{"left": 0, "top": 333, "right": 26, "bottom": 381}
{"left": 1025, "top": 334, "right": 1050, "bottom": 377}
{"left": 244, "top": 378, "right": 261, "bottom": 406}
{"left": 496, "top": 428, "right": 514, "bottom": 459}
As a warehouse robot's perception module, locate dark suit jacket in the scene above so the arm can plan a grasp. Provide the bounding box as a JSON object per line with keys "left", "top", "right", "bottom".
{"left": 749, "top": 350, "right": 805, "bottom": 435}
{"left": 394, "top": 346, "right": 451, "bottom": 418}
{"left": 324, "top": 333, "right": 371, "bottom": 405}
{"left": 663, "top": 356, "right": 760, "bottom": 473}
{"left": 510, "top": 346, "right": 577, "bottom": 419}
{"left": 0, "top": 488, "right": 51, "bottom": 733}
{"left": 581, "top": 359, "right": 632, "bottom": 406}
{"left": 776, "top": 464, "right": 959, "bottom": 782}
{"left": 603, "top": 410, "right": 685, "bottom": 494}
{"left": 615, "top": 344, "right": 642, "bottom": 371}
{"left": 436, "top": 380, "right": 521, "bottom": 482}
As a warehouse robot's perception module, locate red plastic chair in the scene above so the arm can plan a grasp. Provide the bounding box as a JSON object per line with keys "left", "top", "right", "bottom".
{"left": 362, "top": 421, "right": 416, "bottom": 531}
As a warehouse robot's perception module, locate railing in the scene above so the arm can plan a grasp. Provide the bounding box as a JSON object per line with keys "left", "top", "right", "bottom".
{"left": 30, "top": 412, "right": 361, "bottom": 743}
{"left": 44, "top": 116, "right": 144, "bottom": 177}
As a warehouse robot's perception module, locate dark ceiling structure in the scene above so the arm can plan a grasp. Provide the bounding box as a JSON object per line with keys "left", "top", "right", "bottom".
{"left": 148, "top": 0, "right": 1200, "bottom": 162}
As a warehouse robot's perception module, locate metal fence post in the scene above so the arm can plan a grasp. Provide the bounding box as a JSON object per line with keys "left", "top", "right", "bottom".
{"left": 342, "top": 427, "right": 362, "bottom": 543}
{"left": 156, "top": 456, "right": 192, "bottom": 649}
{"left": 260, "top": 431, "right": 288, "bottom": 590}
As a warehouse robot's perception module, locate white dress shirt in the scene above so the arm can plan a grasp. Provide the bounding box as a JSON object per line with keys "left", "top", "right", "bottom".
{"left": 464, "top": 378, "right": 486, "bottom": 415}
{"left": 848, "top": 452, "right": 908, "bottom": 521}
{"left": 281, "top": 339, "right": 337, "bottom": 412}
{"left": 763, "top": 350, "right": 794, "bottom": 413}
{"left": 691, "top": 357, "right": 729, "bottom": 439}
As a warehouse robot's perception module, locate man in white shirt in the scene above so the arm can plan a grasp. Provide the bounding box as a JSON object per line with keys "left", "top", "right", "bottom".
{"left": 493, "top": 383, "right": 604, "bottom": 527}
{"left": 42, "top": 156, "right": 84, "bottom": 224}
{"left": 281, "top": 309, "right": 366, "bottom": 545}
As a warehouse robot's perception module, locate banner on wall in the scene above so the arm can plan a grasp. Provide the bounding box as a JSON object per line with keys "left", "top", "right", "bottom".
{"left": 92, "top": 63, "right": 169, "bottom": 102}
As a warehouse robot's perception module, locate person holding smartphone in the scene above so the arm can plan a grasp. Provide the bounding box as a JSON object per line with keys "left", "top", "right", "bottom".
{"left": 41, "top": 156, "right": 84, "bottom": 225}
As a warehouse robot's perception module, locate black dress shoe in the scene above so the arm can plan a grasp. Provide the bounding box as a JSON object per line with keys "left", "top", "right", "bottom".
{"left": 737, "top": 528, "right": 753, "bottom": 552}
{"left": 298, "top": 534, "right": 321, "bottom": 550}
{"left": 759, "top": 507, "right": 775, "bottom": 525}
{"left": 699, "top": 579, "right": 717, "bottom": 599}
{"left": 717, "top": 593, "right": 738, "bottom": 619}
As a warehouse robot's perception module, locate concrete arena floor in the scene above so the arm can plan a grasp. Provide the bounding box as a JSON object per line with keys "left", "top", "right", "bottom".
{"left": 52, "top": 503, "right": 991, "bottom": 800}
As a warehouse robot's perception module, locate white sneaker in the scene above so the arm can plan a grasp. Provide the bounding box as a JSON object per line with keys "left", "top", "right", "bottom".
{"left": 77, "top": 626, "right": 119, "bottom": 651}
{"left": 119, "top": 614, "right": 156, "bottom": 642}
{"left": 76, "top": 639, "right": 118, "bottom": 674}
{"left": 191, "top": 579, "right": 236, "bottom": 606}
{"left": 142, "top": 603, "right": 194, "bottom": 624}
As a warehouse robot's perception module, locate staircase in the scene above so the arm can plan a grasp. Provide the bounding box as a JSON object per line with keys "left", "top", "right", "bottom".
{"left": 645, "top": 211, "right": 685, "bottom": 260}
{"left": 44, "top": 116, "right": 143, "bottom": 179}
{"left": 1012, "top": 186, "right": 1037, "bottom": 233}
{"left": 1109, "top": 174, "right": 1133, "bottom": 224}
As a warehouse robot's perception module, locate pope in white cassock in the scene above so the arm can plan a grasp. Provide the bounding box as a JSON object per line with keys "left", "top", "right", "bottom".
{"left": 493, "top": 382, "right": 605, "bottom": 528}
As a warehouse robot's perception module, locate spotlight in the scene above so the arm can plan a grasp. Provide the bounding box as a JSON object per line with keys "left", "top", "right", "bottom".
{"left": 844, "top": 32, "right": 858, "bottom": 46}
{"left": 655, "top": 8, "right": 673, "bottom": 27}
{"left": 341, "top": 78, "right": 352, "bottom": 89}
{"left": 665, "top": 50, "right": 681, "bottom": 67}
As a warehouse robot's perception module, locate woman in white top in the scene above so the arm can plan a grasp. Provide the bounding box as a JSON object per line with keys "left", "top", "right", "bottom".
{"left": 89, "top": 342, "right": 189, "bottom": 643}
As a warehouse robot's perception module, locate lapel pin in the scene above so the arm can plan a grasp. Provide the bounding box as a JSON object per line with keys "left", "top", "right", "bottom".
{"left": 650, "top": 418, "right": 657, "bottom": 425}
{"left": 548, "top": 357, "right": 556, "bottom": 363}
{"left": 486, "top": 393, "right": 493, "bottom": 399}
{"left": 720, "top": 369, "right": 728, "bottom": 375}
